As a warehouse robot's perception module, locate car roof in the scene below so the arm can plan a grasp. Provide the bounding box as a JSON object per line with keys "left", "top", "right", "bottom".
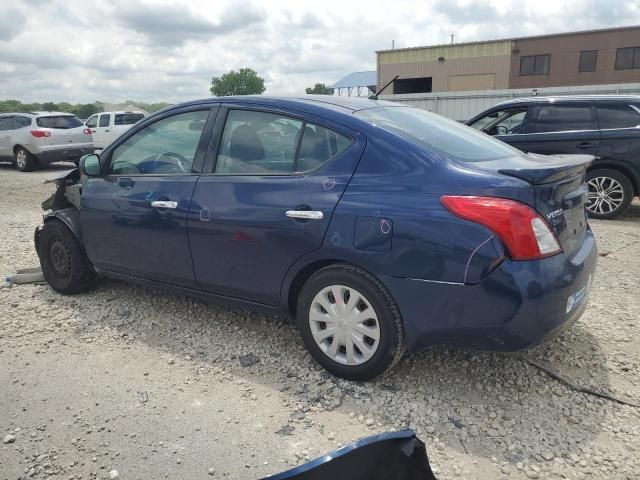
{"left": 97, "top": 111, "right": 145, "bottom": 115}
{"left": 495, "top": 94, "right": 640, "bottom": 108}
{"left": 173, "top": 95, "right": 406, "bottom": 114}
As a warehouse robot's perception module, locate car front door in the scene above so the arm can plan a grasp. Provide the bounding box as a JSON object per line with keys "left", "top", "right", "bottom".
{"left": 188, "top": 106, "right": 365, "bottom": 305}
{"left": 468, "top": 107, "right": 539, "bottom": 152}
{"left": 80, "top": 106, "right": 217, "bottom": 288}
{"left": 525, "top": 102, "right": 600, "bottom": 156}
{"left": 86, "top": 114, "right": 98, "bottom": 146}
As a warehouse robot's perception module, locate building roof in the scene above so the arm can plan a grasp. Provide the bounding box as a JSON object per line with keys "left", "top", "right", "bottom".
{"left": 331, "top": 71, "right": 377, "bottom": 89}
{"left": 376, "top": 24, "right": 640, "bottom": 54}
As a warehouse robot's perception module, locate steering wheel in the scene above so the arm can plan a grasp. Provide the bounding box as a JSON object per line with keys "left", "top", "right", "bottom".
{"left": 154, "top": 151, "right": 188, "bottom": 173}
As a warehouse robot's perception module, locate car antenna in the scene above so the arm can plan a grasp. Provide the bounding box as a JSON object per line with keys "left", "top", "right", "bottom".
{"left": 369, "top": 75, "right": 398, "bottom": 100}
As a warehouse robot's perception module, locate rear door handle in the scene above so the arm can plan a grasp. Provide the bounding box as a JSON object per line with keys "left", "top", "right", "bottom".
{"left": 286, "top": 210, "right": 323, "bottom": 220}
{"left": 577, "top": 142, "right": 596, "bottom": 149}
{"left": 151, "top": 200, "right": 178, "bottom": 209}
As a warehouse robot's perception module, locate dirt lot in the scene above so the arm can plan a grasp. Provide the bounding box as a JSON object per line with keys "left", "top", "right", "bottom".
{"left": 1, "top": 163, "right": 639, "bottom": 480}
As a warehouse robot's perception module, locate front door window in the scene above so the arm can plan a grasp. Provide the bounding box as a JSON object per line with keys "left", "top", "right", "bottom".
{"left": 109, "top": 110, "right": 210, "bottom": 175}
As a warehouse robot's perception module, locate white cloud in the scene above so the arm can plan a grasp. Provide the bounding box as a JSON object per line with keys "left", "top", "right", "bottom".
{"left": 0, "top": 0, "right": 637, "bottom": 103}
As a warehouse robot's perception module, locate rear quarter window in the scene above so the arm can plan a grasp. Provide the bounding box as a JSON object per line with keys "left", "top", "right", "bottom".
{"left": 37, "top": 116, "right": 83, "bottom": 129}
{"left": 596, "top": 104, "right": 640, "bottom": 129}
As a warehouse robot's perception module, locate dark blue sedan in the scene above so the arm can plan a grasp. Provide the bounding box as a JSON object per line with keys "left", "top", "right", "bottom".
{"left": 35, "top": 96, "right": 597, "bottom": 380}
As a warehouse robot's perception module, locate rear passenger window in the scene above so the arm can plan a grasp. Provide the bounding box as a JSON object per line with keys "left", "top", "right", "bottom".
{"left": 596, "top": 104, "right": 640, "bottom": 129}
{"left": 99, "top": 114, "right": 111, "bottom": 127}
{"left": 215, "top": 110, "right": 351, "bottom": 175}
{"left": 14, "top": 116, "right": 31, "bottom": 128}
{"left": 297, "top": 124, "right": 351, "bottom": 172}
{"left": 0, "top": 117, "right": 13, "bottom": 131}
{"left": 535, "top": 105, "right": 594, "bottom": 133}
{"left": 115, "top": 113, "right": 145, "bottom": 125}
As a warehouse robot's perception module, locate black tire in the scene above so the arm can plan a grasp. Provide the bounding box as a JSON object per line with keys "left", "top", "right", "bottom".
{"left": 586, "top": 169, "right": 634, "bottom": 220}
{"left": 37, "top": 220, "right": 95, "bottom": 294}
{"left": 14, "top": 147, "right": 37, "bottom": 172}
{"left": 296, "top": 264, "right": 405, "bottom": 381}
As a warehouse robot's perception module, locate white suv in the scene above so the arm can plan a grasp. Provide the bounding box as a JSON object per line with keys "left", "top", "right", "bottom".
{"left": 85, "top": 111, "right": 145, "bottom": 149}
{"left": 0, "top": 112, "right": 94, "bottom": 171}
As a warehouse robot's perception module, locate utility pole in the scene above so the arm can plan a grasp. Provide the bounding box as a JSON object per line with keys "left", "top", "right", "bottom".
{"left": 451, "top": 34, "right": 454, "bottom": 44}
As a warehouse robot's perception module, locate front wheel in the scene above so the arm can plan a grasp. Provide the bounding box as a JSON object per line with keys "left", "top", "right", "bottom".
{"left": 296, "top": 264, "right": 405, "bottom": 381}
{"left": 586, "top": 169, "right": 634, "bottom": 219}
{"left": 37, "top": 220, "right": 95, "bottom": 294}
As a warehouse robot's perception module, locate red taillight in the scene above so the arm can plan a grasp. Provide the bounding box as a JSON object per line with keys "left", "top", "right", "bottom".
{"left": 440, "top": 196, "right": 561, "bottom": 260}
{"left": 83, "top": 128, "right": 92, "bottom": 135}
{"left": 30, "top": 130, "right": 51, "bottom": 138}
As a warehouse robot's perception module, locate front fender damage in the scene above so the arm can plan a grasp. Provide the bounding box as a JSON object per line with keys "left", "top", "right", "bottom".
{"left": 35, "top": 168, "right": 84, "bottom": 253}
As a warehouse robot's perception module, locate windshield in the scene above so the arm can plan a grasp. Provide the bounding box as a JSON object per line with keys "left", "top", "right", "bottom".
{"left": 36, "top": 115, "right": 83, "bottom": 129}
{"left": 356, "top": 106, "right": 520, "bottom": 162}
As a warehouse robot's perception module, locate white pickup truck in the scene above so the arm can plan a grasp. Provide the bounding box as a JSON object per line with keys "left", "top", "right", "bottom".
{"left": 85, "top": 111, "right": 145, "bottom": 149}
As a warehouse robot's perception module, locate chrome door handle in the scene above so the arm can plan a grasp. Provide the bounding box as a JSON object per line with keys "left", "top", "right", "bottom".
{"left": 151, "top": 200, "right": 178, "bottom": 209}
{"left": 286, "top": 210, "right": 323, "bottom": 220}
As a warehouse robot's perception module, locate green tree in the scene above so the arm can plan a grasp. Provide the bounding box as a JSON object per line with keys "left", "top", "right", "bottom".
{"left": 41, "top": 102, "right": 57, "bottom": 111}
{"left": 210, "top": 68, "right": 266, "bottom": 96}
{"left": 305, "top": 83, "right": 334, "bottom": 95}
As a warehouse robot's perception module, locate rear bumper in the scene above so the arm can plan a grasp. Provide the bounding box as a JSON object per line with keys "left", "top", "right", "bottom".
{"left": 381, "top": 228, "right": 598, "bottom": 352}
{"left": 35, "top": 146, "right": 94, "bottom": 165}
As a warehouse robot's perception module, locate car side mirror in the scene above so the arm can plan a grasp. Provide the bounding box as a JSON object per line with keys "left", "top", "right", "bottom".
{"left": 79, "top": 154, "right": 101, "bottom": 177}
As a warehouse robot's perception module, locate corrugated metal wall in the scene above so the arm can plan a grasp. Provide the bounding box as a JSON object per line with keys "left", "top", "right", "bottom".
{"left": 380, "top": 82, "right": 640, "bottom": 121}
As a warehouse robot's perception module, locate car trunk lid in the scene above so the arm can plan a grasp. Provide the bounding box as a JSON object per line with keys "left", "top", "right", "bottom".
{"left": 479, "top": 153, "right": 593, "bottom": 256}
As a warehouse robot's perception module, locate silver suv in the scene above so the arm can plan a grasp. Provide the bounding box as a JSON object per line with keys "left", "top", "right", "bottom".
{"left": 0, "top": 112, "right": 94, "bottom": 171}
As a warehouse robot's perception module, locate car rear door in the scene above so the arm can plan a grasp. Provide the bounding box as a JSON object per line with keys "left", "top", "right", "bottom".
{"left": 80, "top": 106, "right": 217, "bottom": 289}
{"left": 0, "top": 116, "right": 13, "bottom": 157}
{"left": 525, "top": 102, "right": 600, "bottom": 156}
{"left": 187, "top": 105, "right": 365, "bottom": 305}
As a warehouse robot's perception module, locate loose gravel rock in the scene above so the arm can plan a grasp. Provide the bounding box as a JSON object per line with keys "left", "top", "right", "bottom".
{"left": 1, "top": 164, "right": 640, "bottom": 479}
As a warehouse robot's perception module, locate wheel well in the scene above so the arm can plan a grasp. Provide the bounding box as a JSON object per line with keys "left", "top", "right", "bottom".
{"left": 588, "top": 163, "right": 638, "bottom": 196}
{"left": 13, "top": 145, "right": 30, "bottom": 155}
{"left": 287, "top": 259, "right": 343, "bottom": 318}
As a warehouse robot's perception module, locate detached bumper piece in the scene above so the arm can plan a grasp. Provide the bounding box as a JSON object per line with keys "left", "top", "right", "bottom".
{"left": 263, "top": 430, "right": 437, "bottom": 480}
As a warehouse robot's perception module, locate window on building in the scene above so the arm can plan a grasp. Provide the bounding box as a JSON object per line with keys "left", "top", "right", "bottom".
{"left": 393, "top": 77, "right": 432, "bottom": 94}
{"left": 615, "top": 47, "right": 640, "bottom": 70}
{"left": 519, "top": 54, "right": 550, "bottom": 76}
{"left": 596, "top": 103, "right": 640, "bottom": 129}
{"left": 579, "top": 50, "right": 598, "bottom": 72}
{"left": 535, "top": 104, "right": 594, "bottom": 133}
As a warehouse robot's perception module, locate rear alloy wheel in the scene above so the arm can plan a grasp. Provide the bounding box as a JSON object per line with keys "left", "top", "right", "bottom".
{"left": 297, "top": 264, "right": 405, "bottom": 381}
{"left": 586, "top": 169, "right": 633, "bottom": 220}
{"left": 14, "top": 147, "right": 36, "bottom": 172}
{"left": 37, "top": 220, "right": 95, "bottom": 294}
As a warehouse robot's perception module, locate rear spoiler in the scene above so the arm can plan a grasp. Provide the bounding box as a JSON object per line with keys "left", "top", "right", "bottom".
{"left": 262, "top": 430, "right": 437, "bottom": 480}
{"left": 498, "top": 154, "right": 594, "bottom": 185}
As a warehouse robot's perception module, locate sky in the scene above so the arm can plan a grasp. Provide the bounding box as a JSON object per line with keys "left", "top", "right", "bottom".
{"left": 0, "top": 0, "right": 638, "bottom": 104}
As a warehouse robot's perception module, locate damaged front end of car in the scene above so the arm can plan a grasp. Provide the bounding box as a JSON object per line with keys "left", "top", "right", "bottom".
{"left": 262, "top": 430, "right": 437, "bottom": 480}
{"left": 34, "top": 168, "right": 85, "bottom": 254}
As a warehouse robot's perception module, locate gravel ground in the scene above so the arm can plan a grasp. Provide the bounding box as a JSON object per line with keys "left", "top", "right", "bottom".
{"left": 1, "top": 163, "right": 639, "bottom": 480}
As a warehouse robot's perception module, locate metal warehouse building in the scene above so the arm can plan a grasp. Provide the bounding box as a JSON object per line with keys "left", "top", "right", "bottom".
{"left": 377, "top": 25, "right": 640, "bottom": 95}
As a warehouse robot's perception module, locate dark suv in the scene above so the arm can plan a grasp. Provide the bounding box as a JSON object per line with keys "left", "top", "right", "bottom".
{"left": 466, "top": 96, "right": 640, "bottom": 219}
